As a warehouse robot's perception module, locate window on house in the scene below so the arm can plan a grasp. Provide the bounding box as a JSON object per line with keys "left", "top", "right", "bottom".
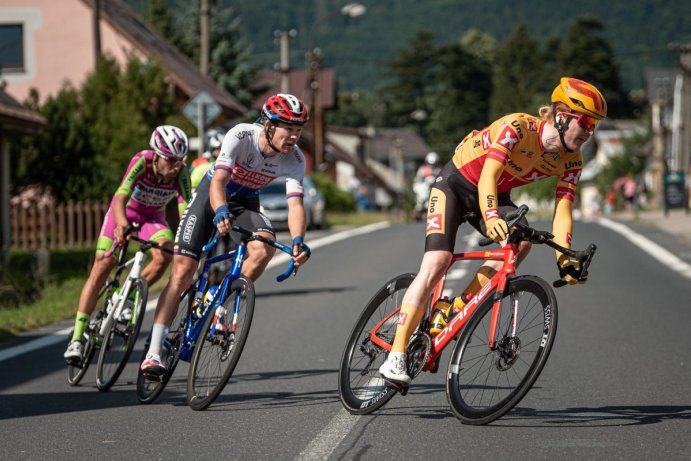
{"left": 0, "top": 24, "right": 24, "bottom": 71}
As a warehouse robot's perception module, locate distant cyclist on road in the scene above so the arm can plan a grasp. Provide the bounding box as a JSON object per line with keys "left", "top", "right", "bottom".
{"left": 412, "top": 152, "right": 443, "bottom": 220}
{"left": 140, "top": 93, "right": 312, "bottom": 377}
{"left": 64, "top": 125, "right": 192, "bottom": 365}
{"left": 190, "top": 128, "right": 225, "bottom": 191}
{"left": 379, "top": 77, "right": 607, "bottom": 384}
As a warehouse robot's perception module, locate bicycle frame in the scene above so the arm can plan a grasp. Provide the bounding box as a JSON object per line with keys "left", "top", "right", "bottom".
{"left": 367, "top": 240, "right": 522, "bottom": 372}
{"left": 176, "top": 244, "right": 246, "bottom": 362}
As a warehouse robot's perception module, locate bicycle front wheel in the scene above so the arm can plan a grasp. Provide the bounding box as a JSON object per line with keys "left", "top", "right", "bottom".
{"left": 136, "top": 288, "right": 191, "bottom": 404}
{"left": 338, "top": 273, "right": 416, "bottom": 414}
{"left": 67, "top": 333, "right": 97, "bottom": 386}
{"left": 187, "top": 277, "right": 255, "bottom": 411}
{"left": 96, "top": 277, "right": 148, "bottom": 391}
{"left": 446, "top": 275, "right": 558, "bottom": 425}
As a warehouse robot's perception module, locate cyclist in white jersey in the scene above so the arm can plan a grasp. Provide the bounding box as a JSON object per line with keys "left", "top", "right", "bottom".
{"left": 140, "top": 94, "right": 312, "bottom": 376}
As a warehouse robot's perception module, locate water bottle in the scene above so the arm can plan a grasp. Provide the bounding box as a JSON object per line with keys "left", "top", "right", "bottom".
{"left": 429, "top": 297, "right": 454, "bottom": 337}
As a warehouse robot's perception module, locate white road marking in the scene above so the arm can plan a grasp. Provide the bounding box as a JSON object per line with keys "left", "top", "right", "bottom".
{"left": 596, "top": 217, "right": 691, "bottom": 279}
{"left": 0, "top": 222, "right": 392, "bottom": 363}
{"left": 295, "top": 408, "right": 360, "bottom": 461}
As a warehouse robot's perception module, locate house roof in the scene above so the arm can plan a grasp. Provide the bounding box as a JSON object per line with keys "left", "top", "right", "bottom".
{"left": 85, "top": 0, "right": 247, "bottom": 117}
{"left": 0, "top": 87, "right": 46, "bottom": 131}
{"left": 361, "top": 127, "right": 431, "bottom": 163}
{"left": 253, "top": 68, "right": 336, "bottom": 111}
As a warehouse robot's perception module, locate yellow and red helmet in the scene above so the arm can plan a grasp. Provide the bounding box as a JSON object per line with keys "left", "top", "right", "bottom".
{"left": 551, "top": 77, "right": 607, "bottom": 120}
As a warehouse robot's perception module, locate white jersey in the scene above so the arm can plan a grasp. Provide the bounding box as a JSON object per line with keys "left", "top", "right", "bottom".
{"left": 206, "top": 123, "right": 306, "bottom": 199}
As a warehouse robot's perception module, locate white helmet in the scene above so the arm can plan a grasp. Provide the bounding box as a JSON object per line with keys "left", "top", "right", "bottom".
{"left": 425, "top": 152, "right": 440, "bottom": 165}
{"left": 206, "top": 128, "right": 226, "bottom": 150}
{"left": 149, "top": 125, "right": 189, "bottom": 159}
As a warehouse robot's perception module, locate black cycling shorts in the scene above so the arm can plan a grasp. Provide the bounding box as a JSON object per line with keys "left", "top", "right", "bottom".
{"left": 424, "top": 162, "right": 527, "bottom": 253}
{"left": 174, "top": 176, "right": 275, "bottom": 260}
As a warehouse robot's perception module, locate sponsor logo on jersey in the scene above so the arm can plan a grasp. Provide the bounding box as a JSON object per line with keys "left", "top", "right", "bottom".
{"left": 482, "top": 130, "right": 491, "bottom": 149}
{"left": 235, "top": 130, "right": 252, "bottom": 140}
{"left": 561, "top": 169, "right": 581, "bottom": 186}
{"left": 510, "top": 120, "right": 523, "bottom": 138}
{"left": 564, "top": 159, "right": 582, "bottom": 170}
{"left": 528, "top": 121, "right": 538, "bottom": 131}
{"left": 232, "top": 164, "right": 275, "bottom": 189}
{"left": 498, "top": 126, "right": 519, "bottom": 151}
{"left": 521, "top": 169, "right": 550, "bottom": 183}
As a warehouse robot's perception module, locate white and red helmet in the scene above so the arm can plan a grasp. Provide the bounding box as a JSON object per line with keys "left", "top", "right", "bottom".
{"left": 149, "top": 125, "right": 189, "bottom": 159}
{"left": 261, "top": 93, "right": 309, "bottom": 125}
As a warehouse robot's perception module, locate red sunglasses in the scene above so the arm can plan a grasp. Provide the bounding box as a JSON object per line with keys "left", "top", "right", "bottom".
{"left": 561, "top": 111, "right": 599, "bottom": 132}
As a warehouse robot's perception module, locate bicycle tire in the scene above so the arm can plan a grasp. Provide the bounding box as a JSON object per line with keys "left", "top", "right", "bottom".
{"left": 187, "top": 276, "right": 255, "bottom": 411}
{"left": 66, "top": 282, "right": 113, "bottom": 386}
{"left": 338, "top": 273, "right": 416, "bottom": 414}
{"left": 446, "top": 275, "right": 558, "bottom": 425}
{"left": 96, "top": 278, "right": 148, "bottom": 391}
{"left": 136, "top": 288, "right": 191, "bottom": 404}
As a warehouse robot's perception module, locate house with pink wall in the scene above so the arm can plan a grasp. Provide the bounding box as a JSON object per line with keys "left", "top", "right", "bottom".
{"left": 0, "top": 0, "right": 246, "bottom": 119}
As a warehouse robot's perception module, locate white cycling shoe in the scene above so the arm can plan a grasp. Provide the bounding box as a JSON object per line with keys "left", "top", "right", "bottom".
{"left": 378, "top": 352, "right": 411, "bottom": 385}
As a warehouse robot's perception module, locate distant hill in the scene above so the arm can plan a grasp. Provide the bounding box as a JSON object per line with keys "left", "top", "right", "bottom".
{"left": 131, "top": 0, "right": 691, "bottom": 92}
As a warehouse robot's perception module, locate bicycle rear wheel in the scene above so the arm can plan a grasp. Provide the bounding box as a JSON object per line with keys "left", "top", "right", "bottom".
{"left": 96, "top": 278, "right": 148, "bottom": 391}
{"left": 187, "top": 277, "right": 255, "bottom": 411}
{"left": 338, "top": 273, "right": 415, "bottom": 414}
{"left": 136, "top": 288, "right": 190, "bottom": 404}
{"left": 446, "top": 275, "right": 558, "bottom": 425}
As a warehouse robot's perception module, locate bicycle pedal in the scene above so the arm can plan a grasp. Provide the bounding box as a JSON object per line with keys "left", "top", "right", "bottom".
{"left": 142, "top": 372, "right": 164, "bottom": 382}
{"left": 383, "top": 378, "right": 410, "bottom": 394}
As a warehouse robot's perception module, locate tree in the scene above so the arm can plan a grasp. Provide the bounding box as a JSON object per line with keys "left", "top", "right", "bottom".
{"left": 161, "top": 1, "right": 260, "bottom": 109}
{"left": 556, "top": 16, "right": 630, "bottom": 118}
{"left": 13, "top": 55, "right": 188, "bottom": 201}
{"left": 426, "top": 43, "right": 493, "bottom": 156}
{"left": 490, "top": 23, "right": 546, "bottom": 119}
{"left": 379, "top": 31, "right": 439, "bottom": 135}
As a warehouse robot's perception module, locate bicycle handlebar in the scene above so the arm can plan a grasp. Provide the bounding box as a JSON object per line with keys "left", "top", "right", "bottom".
{"left": 202, "top": 225, "right": 311, "bottom": 282}
{"left": 104, "top": 223, "right": 175, "bottom": 258}
{"left": 476, "top": 204, "right": 596, "bottom": 288}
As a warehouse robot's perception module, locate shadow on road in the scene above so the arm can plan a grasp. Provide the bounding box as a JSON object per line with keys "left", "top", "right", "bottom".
{"left": 256, "top": 285, "right": 356, "bottom": 298}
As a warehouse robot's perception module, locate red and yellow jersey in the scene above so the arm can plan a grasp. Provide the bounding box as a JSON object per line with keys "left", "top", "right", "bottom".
{"left": 451, "top": 113, "right": 583, "bottom": 202}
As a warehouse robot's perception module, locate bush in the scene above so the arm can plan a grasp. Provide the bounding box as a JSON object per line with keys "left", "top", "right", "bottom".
{"left": 310, "top": 172, "right": 357, "bottom": 212}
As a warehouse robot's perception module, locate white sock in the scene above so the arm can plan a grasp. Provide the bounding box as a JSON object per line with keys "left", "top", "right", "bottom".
{"left": 148, "top": 323, "right": 169, "bottom": 357}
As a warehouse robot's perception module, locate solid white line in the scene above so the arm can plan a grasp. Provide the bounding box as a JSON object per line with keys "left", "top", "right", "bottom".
{"left": 595, "top": 217, "right": 691, "bottom": 279}
{"left": 295, "top": 408, "right": 360, "bottom": 461}
{"left": 0, "top": 222, "right": 392, "bottom": 363}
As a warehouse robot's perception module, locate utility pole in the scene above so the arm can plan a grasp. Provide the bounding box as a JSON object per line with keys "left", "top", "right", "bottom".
{"left": 200, "top": 0, "right": 210, "bottom": 76}
{"left": 274, "top": 30, "right": 296, "bottom": 93}
{"left": 309, "top": 48, "right": 323, "bottom": 169}
{"left": 92, "top": 0, "right": 101, "bottom": 64}
{"left": 668, "top": 42, "right": 691, "bottom": 193}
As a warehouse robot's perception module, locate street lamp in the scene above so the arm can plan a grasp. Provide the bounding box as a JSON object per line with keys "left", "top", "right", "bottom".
{"left": 308, "top": 3, "right": 366, "bottom": 169}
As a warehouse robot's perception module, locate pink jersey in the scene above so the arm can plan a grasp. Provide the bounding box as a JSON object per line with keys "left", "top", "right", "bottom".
{"left": 115, "top": 150, "right": 191, "bottom": 216}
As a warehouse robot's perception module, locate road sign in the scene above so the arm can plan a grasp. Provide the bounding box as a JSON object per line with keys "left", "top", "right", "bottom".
{"left": 664, "top": 171, "right": 688, "bottom": 214}
{"left": 181, "top": 90, "right": 222, "bottom": 127}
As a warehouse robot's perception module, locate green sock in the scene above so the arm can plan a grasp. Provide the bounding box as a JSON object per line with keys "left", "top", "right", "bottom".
{"left": 71, "top": 312, "right": 91, "bottom": 342}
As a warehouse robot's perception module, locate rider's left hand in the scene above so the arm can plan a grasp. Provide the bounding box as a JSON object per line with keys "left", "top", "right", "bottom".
{"left": 557, "top": 254, "right": 587, "bottom": 285}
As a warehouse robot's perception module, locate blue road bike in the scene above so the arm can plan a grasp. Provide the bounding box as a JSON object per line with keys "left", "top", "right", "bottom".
{"left": 136, "top": 225, "right": 307, "bottom": 410}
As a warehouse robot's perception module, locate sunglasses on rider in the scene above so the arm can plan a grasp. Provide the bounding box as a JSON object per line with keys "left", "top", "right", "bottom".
{"left": 560, "top": 111, "right": 599, "bottom": 133}
{"left": 157, "top": 154, "right": 184, "bottom": 168}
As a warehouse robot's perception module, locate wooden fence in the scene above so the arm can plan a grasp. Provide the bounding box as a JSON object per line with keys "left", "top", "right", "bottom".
{"left": 10, "top": 201, "right": 109, "bottom": 250}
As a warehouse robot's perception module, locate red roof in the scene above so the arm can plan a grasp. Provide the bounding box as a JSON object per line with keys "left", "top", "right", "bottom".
{"left": 253, "top": 68, "right": 336, "bottom": 111}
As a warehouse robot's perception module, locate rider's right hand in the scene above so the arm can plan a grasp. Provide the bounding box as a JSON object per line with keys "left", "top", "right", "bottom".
{"left": 485, "top": 217, "right": 509, "bottom": 242}
{"left": 213, "top": 204, "right": 234, "bottom": 233}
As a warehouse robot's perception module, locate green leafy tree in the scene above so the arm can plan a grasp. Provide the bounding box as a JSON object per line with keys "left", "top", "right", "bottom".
{"left": 490, "top": 22, "right": 545, "bottom": 119}
{"left": 14, "top": 55, "right": 188, "bottom": 201}
{"left": 380, "top": 30, "right": 439, "bottom": 134}
{"left": 556, "top": 16, "right": 630, "bottom": 118}
{"left": 426, "top": 43, "right": 493, "bottom": 156}
{"left": 163, "top": 1, "right": 259, "bottom": 108}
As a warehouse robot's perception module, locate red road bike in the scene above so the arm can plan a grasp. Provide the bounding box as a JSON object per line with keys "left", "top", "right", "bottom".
{"left": 338, "top": 205, "right": 595, "bottom": 424}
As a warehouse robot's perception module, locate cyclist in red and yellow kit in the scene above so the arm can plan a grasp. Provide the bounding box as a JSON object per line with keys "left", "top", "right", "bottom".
{"left": 379, "top": 77, "right": 607, "bottom": 384}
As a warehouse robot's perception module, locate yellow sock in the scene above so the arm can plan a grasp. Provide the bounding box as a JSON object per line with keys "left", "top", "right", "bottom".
{"left": 71, "top": 312, "right": 90, "bottom": 342}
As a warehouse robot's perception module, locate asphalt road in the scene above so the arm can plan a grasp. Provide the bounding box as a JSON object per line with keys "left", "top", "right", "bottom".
{"left": 2, "top": 217, "right": 691, "bottom": 460}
